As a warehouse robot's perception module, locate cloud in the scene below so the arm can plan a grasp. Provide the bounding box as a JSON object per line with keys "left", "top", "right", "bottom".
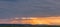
{"left": 0, "top": 0, "right": 17, "bottom": 2}
{"left": 0, "top": 0, "right": 60, "bottom": 18}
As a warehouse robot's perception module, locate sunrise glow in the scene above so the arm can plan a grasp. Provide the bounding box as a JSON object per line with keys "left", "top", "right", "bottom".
{"left": 6, "top": 17, "right": 60, "bottom": 25}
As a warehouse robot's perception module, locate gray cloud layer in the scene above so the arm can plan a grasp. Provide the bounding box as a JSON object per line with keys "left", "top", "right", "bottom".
{"left": 0, "top": 0, "right": 60, "bottom": 18}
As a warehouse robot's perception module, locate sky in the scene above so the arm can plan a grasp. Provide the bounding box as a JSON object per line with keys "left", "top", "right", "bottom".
{"left": 0, "top": 0, "right": 60, "bottom": 25}
{"left": 0, "top": 0, "right": 59, "bottom": 19}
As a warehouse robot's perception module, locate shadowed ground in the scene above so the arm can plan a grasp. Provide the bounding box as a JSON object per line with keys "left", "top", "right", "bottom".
{"left": 0, "top": 24, "right": 60, "bottom": 27}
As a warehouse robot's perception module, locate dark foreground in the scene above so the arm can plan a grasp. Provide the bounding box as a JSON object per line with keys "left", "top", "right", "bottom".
{"left": 0, "top": 24, "right": 60, "bottom": 27}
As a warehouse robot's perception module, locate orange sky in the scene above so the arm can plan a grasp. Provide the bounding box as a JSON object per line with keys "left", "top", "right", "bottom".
{"left": 8, "top": 17, "right": 60, "bottom": 25}
{"left": 0, "top": 17, "right": 60, "bottom": 25}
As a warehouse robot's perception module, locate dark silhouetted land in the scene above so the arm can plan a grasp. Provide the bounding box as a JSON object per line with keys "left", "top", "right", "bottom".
{"left": 0, "top": 24, "right": 60, "bottom": 27}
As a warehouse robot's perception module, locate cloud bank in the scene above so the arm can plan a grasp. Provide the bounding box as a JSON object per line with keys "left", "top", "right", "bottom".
{"left": 0, "top": 0, "right": 60, "bottom": 18}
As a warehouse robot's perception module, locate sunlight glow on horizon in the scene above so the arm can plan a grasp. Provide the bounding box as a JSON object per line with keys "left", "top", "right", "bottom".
{"left": 8, "top": 17, "right": 60, "bottom": 25}
{"left": 0, "top": 17, "right": 60, "bottom": 25}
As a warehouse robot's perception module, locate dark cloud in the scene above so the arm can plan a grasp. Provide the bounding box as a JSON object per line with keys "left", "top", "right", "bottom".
{"left": 0, "top": 0, "right": 60, "bottom": 18}
{"left": 0, "top": 0, "right": 17, "bottom": 2}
